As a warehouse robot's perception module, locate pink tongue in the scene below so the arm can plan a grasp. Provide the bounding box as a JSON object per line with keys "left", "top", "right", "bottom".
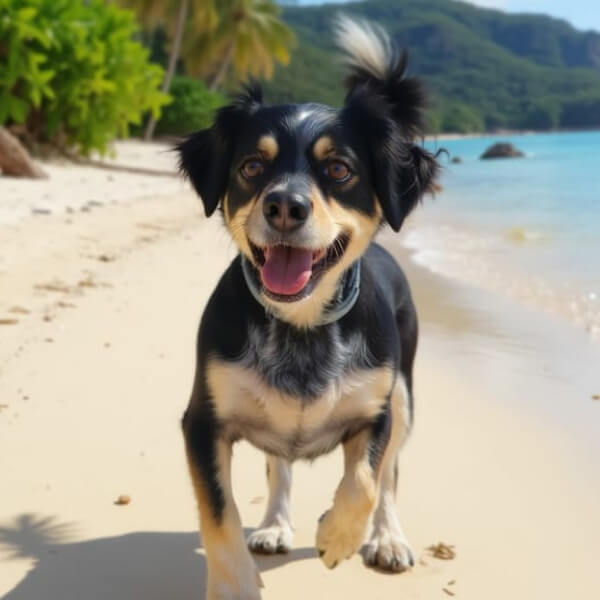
{"left": 261, "top": 246, "right": 313, "bottom": 296}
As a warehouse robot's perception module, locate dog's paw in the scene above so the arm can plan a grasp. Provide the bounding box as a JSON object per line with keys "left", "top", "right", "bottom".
{"left": 247, "top": 524, "right": 293, "bottom": 554}
{"left": 316, "top": 509, "right": 368, "bottom": 569}
{"left": 363, "top": 530, "right": 414, "bottom": 572}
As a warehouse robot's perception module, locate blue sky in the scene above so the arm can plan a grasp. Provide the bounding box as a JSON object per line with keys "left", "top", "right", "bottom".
{"left": 295, "top": 1, "right": 600, "bottom": 33}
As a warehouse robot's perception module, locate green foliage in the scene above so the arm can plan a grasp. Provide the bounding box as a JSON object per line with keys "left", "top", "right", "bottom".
{"left": 0, "top": 0, "right": 169, "bottom": 155}
{"left": 519, "top": 100, "right": 561, "bottom": 130}
{"left": 438, "top": 102, "right": 485, "bottom": 133}
{"left": 262, "top": 0, "right": 600, "bottom": 133}
{"left": 560, "top": 97, "right": 600, "bottom": 128}
{"left": 184, "top": 0, "right": 295, "bottom": 88}
{"left": 154, "top": 76, "right": 224, "bottom": 136}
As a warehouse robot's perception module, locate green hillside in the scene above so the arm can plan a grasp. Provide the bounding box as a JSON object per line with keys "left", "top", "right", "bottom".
{"left": 264, "top": 0, "right": 600, "bottom": 132}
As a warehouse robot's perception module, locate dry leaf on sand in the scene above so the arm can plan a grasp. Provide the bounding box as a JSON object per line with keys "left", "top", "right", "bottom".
{"left": 427, "top": 542, "right": 456, "bottom": 560}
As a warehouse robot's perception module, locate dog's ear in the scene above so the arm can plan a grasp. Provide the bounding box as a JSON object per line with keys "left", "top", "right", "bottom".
{"left": 177, "top": 129, "right": 223, "bottom": 217}
{"left": 177, "top": 84, "right": 263, "bottom": 217}
{"left": 336, "top": 15, "right": 427, "bottom": 139}
{"left": 373, "top": 142, "right": 439, "bottom": 232}
{"left": 336, "top": 16, "right": 440, "bottom": 231}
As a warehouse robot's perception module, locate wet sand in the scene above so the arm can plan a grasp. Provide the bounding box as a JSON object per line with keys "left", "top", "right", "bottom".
{"left": 1, "top": 180, "right": 600, "bottom": 599}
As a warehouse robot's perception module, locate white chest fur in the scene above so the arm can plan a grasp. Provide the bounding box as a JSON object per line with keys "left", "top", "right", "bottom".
{"left": 206, "top": 359, "right": 395, "bottom": 459}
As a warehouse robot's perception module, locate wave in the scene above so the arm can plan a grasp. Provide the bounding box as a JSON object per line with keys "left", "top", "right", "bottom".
{"left": 402, "top": 222, "right": 600, "bottom": 341}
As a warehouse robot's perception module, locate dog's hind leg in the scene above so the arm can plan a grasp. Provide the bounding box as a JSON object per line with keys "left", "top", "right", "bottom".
{"left": 316, "top": 374, "right": 412, "bottom": 570}
{"left": 247, "top": 455, "right": 294, "bottom": 554}
{"left": 183, "top": 407, "right": 263, "bottom": 600}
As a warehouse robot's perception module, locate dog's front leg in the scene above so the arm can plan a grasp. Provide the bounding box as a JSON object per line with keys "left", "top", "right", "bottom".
{"left": 247, "top": 455, "right": 293, "bottom": 554}
{"left": 316, "top": 378, "right": 409, "bottom": 569}
{"left": 183, "top": 408, "right": 262, "bottom": 600}
{"left": 315, "top": 424, "right": 380, "bottom": 569}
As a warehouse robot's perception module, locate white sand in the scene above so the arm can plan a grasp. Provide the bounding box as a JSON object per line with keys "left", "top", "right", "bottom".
{"left": 1, "top": 170, "right": 600, "bottom": 599}
{"left": 0, "top": 140, "right": 186, "bottom": 225}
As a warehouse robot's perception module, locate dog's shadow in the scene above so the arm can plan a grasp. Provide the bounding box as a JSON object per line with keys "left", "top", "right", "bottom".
{"left": 0, "top": 514, "right": 315, "bottom": 600}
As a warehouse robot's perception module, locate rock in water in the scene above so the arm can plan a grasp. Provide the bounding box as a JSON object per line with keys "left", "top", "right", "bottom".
{"left": 480, "top": 142, "right": 525, "bottom": 160}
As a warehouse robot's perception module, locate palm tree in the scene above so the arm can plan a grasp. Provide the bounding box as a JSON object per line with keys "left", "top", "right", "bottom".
{"left": 117, "top": 0, "right": 217, "bottom": 139}
{"left": 184, "top": 0, "right": 295, "bottom": 91}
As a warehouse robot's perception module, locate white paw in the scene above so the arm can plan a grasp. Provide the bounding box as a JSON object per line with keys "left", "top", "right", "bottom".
{"left": 247, "top": 523, "right": 293, "bottom": 554}
{"left": 316, "top": 509, "right": 369, "bottom": 569}
{"left": 363, "top": 529, "right": 414, "bottom": 572}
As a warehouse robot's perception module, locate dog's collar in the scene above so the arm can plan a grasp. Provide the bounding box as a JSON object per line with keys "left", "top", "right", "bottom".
{"left": 241, "top": 256, "right": 361, "bottom": 327}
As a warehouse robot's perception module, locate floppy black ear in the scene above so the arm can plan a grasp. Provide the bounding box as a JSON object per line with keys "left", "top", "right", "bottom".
{"left": 178, "top": 129, "right": 225, "bottom": 217}
{"left": 374, "top": 143, "right": 439, "bottom": 232}
{"left": 177, "top": 84, "right": 263, "bottom": 217}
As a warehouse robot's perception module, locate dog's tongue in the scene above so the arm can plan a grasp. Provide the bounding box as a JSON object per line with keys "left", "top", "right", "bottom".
{"left": 261, "top": 246, "right": 313, "bottom": 296}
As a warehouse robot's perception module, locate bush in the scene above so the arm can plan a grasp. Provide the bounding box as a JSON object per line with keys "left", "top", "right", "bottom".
{"left": 154, "top": 76, "right": 224, "bottom": 137}
{"left": 0, "top": 0, "right": 169, "bottom": 155}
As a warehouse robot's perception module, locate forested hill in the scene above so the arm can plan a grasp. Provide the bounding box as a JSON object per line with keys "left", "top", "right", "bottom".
{"left": 265, "top": 0, "right": 600, "bottom": 133}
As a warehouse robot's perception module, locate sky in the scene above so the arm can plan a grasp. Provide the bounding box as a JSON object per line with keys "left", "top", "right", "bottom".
{"left": 295, "top": 0, "right": 600, "bottom": 33}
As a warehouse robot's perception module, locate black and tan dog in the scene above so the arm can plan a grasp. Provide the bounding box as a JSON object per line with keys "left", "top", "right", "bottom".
{"left": 178, "top": 16, "right": 439, "bottom": 600}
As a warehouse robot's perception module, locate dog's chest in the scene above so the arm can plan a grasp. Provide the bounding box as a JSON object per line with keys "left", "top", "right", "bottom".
{"left": 241, "top": 321, "right": 363, "bottom": 399}
{"left": 207, "top": 322, "right": 392, "bottom": 459}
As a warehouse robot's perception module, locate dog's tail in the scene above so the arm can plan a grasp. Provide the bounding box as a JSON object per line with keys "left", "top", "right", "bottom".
{"left": 334, "top": 15, "right": 427, "bottom": 139}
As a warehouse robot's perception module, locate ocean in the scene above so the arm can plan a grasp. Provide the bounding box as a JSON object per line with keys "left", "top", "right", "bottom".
{"left": 403, "top": 131, "right": 600, "bottom": 340}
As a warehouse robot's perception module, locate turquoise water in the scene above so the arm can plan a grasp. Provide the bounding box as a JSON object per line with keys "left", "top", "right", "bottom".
{"left": 404, "top": 131, "right": 600, "bottom": 338}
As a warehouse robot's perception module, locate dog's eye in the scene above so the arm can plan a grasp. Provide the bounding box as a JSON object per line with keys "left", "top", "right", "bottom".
{"left": 326, "top": 161, "right": 351, "bottom": 183}
{"left": 240, "top": 159, "right": 264, "bottom": 179}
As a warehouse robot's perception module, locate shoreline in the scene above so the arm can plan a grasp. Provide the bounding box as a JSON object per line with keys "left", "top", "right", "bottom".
{"left": 398, "top": 213, "right": 600, "bottom": 342}
{"left": 425, "top": 127, "right": 600, "bottom": 142}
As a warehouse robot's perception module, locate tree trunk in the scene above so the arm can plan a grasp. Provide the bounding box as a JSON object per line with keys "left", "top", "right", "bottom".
{"left": 0, "top": 127, "right": 47, "bottom": 178}
{"left": 208, "top": 41, "right": 235, "bottom": 92}
{"left": 144, "top": 0, "right": 190, "bottom": 141}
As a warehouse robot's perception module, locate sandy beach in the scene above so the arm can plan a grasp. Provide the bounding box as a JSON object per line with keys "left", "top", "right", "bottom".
{"left": 1, "top": 144, "right": 600, "bottom": 599}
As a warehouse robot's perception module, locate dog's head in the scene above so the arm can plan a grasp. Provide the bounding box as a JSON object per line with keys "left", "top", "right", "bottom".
{"left": 179, "top": 16, "right": 439, "bottom": 328}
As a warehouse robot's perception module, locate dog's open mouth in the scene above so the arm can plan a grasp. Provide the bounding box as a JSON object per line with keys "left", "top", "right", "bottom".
{"left": 249, "top": 234, "right": 350, "bottom": 302}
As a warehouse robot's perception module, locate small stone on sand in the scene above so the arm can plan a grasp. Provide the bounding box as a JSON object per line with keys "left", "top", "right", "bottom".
{"left": 115, "top": 494, "right": 131, "bottom": 505}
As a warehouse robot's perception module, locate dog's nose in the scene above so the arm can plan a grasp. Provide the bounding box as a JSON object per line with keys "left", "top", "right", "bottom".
{"left": 263, "top": 191, "right": 311, "bottom": 232}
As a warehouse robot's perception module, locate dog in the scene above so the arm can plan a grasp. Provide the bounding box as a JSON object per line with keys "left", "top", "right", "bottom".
{"left": 178, "top": 16, "right": 439, "bottom": 600}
